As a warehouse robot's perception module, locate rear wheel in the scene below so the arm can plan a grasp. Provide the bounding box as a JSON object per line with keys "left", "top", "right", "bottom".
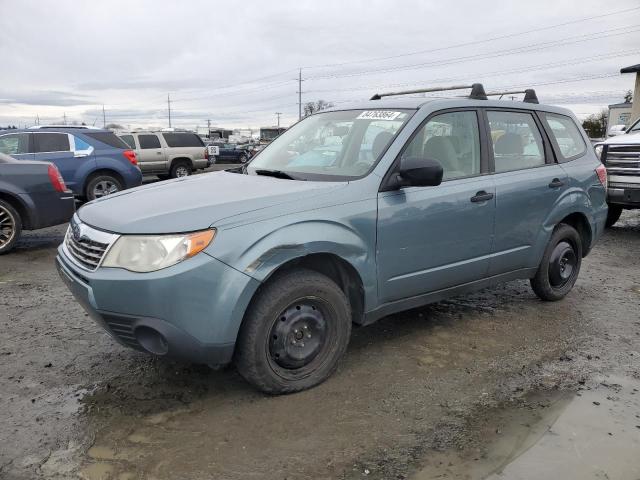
{"left": 170, "top": 161, "right": 192, "bottom": 178}
{"left": 0, "top": 199, "right": 22, "bottom": 255}
{"left": 235, "top": 269, "right": 352, "bottom": 394}
{"left": 530, "top": 223, "right": 582, "bottom": 301}
{"left": 85, "top": 174, "right": 123, "bottom": 201}
{"left": 605, "top": 205, "right": 623, "bottom": 228}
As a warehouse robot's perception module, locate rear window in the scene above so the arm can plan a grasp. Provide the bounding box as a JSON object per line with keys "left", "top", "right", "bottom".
{"left": 162, "top": 132, "right": 204, "bottom": 148}
{"left": 119, "top": 135, "right": 136, "bottom": 149}
{"left": 34, "top": 133, "right": 70, "bottom": 153}
{"left": 542, "top": 113, "right": 587, "bottom": 161}
{"left": 138, "top": 134, "right": 161, "bottom": 149}
{"left": 83, "top": 132, "right": 130, "bottom": 149}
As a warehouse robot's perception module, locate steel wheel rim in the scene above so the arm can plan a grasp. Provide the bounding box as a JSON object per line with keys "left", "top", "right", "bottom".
{"left": 93, "top": 180, "right": 119, "bottom": 198}
{"left": 175, "top": 166, "right": 189, "bottom": 177}
{"left": 0, "top": 205, "right": 16, "bottom": 248}
{"left": 268, "top": 298, "right": 330, "bottom": 371}
{"left": 549, "top": 241, "right": 577, "bottom": 287}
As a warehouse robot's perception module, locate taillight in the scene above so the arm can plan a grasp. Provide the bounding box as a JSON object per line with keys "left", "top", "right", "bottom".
{"left": 47, "top": 164, "right": 66, "bottom": 192}
{"left": 123, "top": 150, "right": 138, "bottom": 165}
{"left": 204, "top": 147, "right": 209, "bottom": 160}
{"left": 595, "top": 164, "right": 607, "bottom": 189}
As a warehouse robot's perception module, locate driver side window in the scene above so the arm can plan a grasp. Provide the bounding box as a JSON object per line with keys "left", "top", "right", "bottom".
{"left": 402, "top": 111, "right": 481, "bottom": 181}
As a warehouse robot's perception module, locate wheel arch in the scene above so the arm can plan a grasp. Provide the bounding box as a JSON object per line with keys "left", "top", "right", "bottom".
{"left": 168, "top": 156, "right": 194, "bottom": 169}
{"left": 0, "top": 191, "right": 32, "bottom": 229}
{"left": 557, "top": 211, "right": 592, "bottom": 257}
{"left": 84, "top": 169, "right": 125, "bottom": 197}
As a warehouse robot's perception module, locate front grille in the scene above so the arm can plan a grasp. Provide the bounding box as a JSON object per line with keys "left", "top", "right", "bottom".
{"left": 62, "top": 215, "right": 119, "bottom": 271}
{"left": 103, "top": 315, "right": 143, "bottom": 350}
{"left": 603, "top": 144, "right": 640, "bottom": 176}
{"left": 65, "top": 229, "right": 109, "bottom": 270}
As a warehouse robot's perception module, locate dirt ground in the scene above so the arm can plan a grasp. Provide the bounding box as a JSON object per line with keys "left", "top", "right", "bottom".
{"left": 1, "top": 210, "right": 639, "bottom": 480}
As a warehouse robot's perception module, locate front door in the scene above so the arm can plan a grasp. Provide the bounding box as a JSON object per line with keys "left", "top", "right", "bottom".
{"left": 377, "top": 110, "right": 495, "bottom": 304}
{"left": 485, "top": 109, "right": 568, "bottom": 274}
{"left": 136, "top": 134, "right": 165, "bottom": 173}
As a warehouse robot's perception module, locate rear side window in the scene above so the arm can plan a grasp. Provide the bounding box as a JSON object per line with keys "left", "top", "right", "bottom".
{"left": 542, "top": 113, "right": 587, "bottom": 161}
{"left": 83, "top": 132, "right": 130, "bottom": 149}
{"left": 487, "top": 111, "right": 545, "bottom": 173}
{"left": 34, "top": 133, "right": 70, "bottom": 153}
{"left": 0, "top": 133, "right": 30, "bottom": 155}
{"left": 162, "top": 133, "right": 204, "bottom": 148}
{"left": 138, "top": 134, "right": 162, "bottom": 149}
{"left": 120, "top": 135, "right": 136, "bottom": 149}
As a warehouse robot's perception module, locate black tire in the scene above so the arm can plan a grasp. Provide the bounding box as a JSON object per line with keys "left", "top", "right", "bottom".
{"left": 605, "top": 205, "right": 623, "bottom": 228}
{"left": 85, "top": 174, "right": 123, "bottom": 201}
{"left": 530, "top": 223, "right": 582, "bottom": 301}
{"left": 170, "top": 161, "right": 192, "bottom": 178}
{"left": 0, "top": 199, "right": 22, "bottom": 255}
{"left": 235, "top": 269, "right": 352, "bottom": 394}
{"left": 157, "top": 174, "right": 170, "bottom": 181}
{"left": 239, "top": 153, "right": 248, "bottom": 164}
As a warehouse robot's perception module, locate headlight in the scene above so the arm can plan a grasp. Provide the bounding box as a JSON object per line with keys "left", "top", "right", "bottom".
{"left": 102, "top": 229, "right": 216, "bottom": 272}
{"left": 594, "top": 144, "right": 603, "bottom": 160}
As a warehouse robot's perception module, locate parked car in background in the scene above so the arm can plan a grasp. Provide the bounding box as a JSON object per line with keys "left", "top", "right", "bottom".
{"left": 595, "top": 115, "right": 640, "bottom": 226}
{"left": 0, "top": 153, "right": 74, "bottom": 254}
{"left": 117, "top": 131, "right": 208, "bottom": 179}
{"left": 0, "top": 126, "right": 141, "bottom": 201}
{"left": 57, "top": 84, "right": 608, "bottom": 394}
{"left": 214, "top": 143, "right": 252, "bottom": 164}
{"left": 607, "top": 124, "right": 628, "bottom": 137}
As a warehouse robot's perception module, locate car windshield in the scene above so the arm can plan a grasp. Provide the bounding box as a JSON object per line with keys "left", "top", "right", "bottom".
{"left": 628, "top": 118, "right": 640, "bottom": 133}
{"left": 247, "top": 109, "right": 414, "bottom": 181}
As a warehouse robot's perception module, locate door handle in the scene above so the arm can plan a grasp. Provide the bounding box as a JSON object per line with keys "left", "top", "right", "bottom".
{"left": 548, "top": 178, "right": 565, "bottom": 188}
{"left": 156, "top": 151, "right": 162, "bottom": 155}
{"left": 470, "top": 191, "right": 494, "bottom": 203}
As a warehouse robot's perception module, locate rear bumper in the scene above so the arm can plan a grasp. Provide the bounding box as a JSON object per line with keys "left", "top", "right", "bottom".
{"left": 55, "top": 247, "right": 260, "bottom": 366}
{"left": 22, "top": 190, "right": 75, "bottom": 230}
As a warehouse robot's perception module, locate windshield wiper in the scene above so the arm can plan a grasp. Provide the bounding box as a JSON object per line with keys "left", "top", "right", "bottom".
{"left": 254, "top": 169, "right": 301, "bottom": 180}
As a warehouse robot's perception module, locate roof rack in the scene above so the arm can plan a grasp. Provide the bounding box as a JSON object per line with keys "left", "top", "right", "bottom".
{"left": 484, "top": 89, "right": 539, "bottom": 104}
{"left": 27, "top": 125, "right": 102, "bottom": 130}
{"left": 370, "top": 83, "right": 488, "bottom": 101}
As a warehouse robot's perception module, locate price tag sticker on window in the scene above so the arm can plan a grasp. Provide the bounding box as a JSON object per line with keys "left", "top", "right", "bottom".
{"left": 357, "top": 111, "right": 402, "bottom": 121}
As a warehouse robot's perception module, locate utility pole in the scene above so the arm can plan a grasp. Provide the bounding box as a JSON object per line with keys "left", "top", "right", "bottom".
{"left": 275, "top": 112, "right": 282, "bottom": 127}
{"left": 36, "top": 114, "right": 40, "bottom": 126}
{"left": 297, "top": 68, "right": 304, "bottom": 121}
{"left": 102, "top": 105, "right": 106, "bottom": 128}
{"left": 207, "top": 118, "right": 211, "bottom": 137}
{"left": 167, "top": 93, "right": 172, "bottom": 128}
{"left": 63, "top": 112, "right": 67, "bottom": 125}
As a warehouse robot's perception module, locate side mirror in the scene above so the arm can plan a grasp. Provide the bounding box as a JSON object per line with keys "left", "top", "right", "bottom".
{"left": 395, "top": 157, "right": 443, "bottom": 188}
{"left": 621, "top": 126, "right": 627, "bottom": 132}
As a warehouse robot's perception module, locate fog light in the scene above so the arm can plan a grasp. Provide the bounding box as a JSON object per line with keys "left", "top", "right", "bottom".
{"left": 135, "top": 326, "right": 169, "bottom": 355}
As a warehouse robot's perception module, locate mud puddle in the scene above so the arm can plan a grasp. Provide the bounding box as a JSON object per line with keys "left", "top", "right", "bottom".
{"left": 412, "top": 375, "right": 640, "bottom": 480}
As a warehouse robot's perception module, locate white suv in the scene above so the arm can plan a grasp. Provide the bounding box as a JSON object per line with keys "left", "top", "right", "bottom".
{"left": 596, "top": 116, "right": 640, "bottom": 226}
{"left": 118, "top": 131, "right": 209, "bottom": 179}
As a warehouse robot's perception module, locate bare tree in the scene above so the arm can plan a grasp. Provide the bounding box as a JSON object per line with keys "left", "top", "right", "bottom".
{"left": 105, "top": 123, "right": 124, "bottom": 130}
{"left": 582, "top": 109, "right": 608, "bottom": 138}
{"left": 303, "top": 100, "right": 334, "bottom": 117}
{"left": 624, "top": 90, "right": 633, "bottom": 103}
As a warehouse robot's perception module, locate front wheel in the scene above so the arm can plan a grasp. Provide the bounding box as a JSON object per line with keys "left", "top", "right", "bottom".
{"left": 605, "top": 205, "right": 623, "bottom": 228}
{"left": 530, "top": 223, "right": 582, "bottom": 301}
{"left": 238, "top": 153, "right": 248, "bottom": 164}
{"left": 235, "top": 269, "right": 352, "bottom": 394}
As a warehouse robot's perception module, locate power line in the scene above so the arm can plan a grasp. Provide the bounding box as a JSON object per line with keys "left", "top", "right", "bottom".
{"left": 301, "top": 6, "right": 640, "bottom": 70}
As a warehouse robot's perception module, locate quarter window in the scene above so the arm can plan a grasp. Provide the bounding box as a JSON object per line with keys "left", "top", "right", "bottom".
{"left": 138, "top": 134, "right": 161, "bottom": 149}
{"left": 162, "top": 133, "right": 204, "bottom": 148}
{"left": 34, "top": 133, "right": 70, "bottom": 153}
{"left": 487, "top": 111, "right": 545, "bottom": 173}
{"left": 0, "top": 133, "right": 29, "bottom": 155}
{"left": 120, "top": 135, "right": 136, "bottom": 149}
{"left": 402, "top": 110, "right": 481, "bottom": 181}
{"left": 542, "top": 113, "right": 586, "bottom": 160}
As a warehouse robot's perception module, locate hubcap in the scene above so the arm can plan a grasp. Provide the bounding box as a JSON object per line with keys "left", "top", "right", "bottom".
{"left": 175, "top": 166, "right": 189, "bottom": 177}
{"left": 549, "top": 241, "right": 577, "bottom": 287}
{"left": 93, "top": 180, "right": 119, "bottom": 198}
{"left": 0, "top": 205, "right": 16, "bottom": 248}
{"left": 269, "top": 301, "right": 327, "bottom": 369}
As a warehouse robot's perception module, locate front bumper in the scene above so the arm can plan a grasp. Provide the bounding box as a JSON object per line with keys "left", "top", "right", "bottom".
{"left": 608, "top": 185, "right": 640, "bottom": 208}
{"left": 56, "top": 247, "right": 260, "bottom": 366}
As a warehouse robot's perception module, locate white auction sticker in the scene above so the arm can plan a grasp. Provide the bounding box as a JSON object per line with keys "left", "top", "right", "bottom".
{"left": 357, "top": 110, "right": 402, "bottom": 121}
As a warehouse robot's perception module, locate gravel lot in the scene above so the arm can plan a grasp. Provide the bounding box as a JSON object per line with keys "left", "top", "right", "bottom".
{"left": 1, "top": 208, "right": 639, "bottom": 480}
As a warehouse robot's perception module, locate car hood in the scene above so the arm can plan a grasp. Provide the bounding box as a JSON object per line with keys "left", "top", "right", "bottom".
{"left": 603, "top": 131, "right": 640, "bottom": 144}
{"left": 78, "top": 171, "right": 346, "bottom": 234}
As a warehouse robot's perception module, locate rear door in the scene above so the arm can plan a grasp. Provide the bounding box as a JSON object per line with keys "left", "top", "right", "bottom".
{"left": 136, "top": 134, "right": 165, "bottom": 173}
{"left": 0, "top": 133, "right": 34, "bottom": 160}
{"left": 485, "top": 109, "right": 568, "bottom": 275}
{"left": 32, "top": 132, "right": 79, "bottom": 188}
{"left": 162, "top": 133, "right": 205, "bottom": 168}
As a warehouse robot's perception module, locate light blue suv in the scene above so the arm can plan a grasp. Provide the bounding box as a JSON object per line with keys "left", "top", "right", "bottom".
{"left": 56, "top": 84, "right": 608, "bottom": 393}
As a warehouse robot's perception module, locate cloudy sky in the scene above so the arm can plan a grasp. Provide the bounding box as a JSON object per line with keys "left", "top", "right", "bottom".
{"left": 1, "top": 0, "right": 639, "bottom": 130}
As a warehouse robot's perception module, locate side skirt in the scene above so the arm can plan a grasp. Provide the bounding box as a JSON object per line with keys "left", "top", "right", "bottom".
{"left": 361, "top": 267, "right": 538, "bottom": 325}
